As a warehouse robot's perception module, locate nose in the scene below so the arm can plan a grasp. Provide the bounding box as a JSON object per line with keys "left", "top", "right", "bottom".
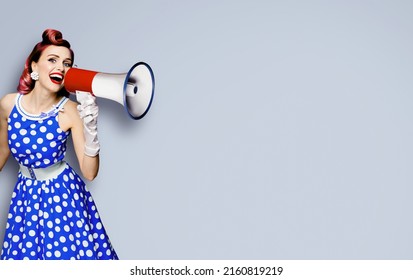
{"left": 56, "top": 62, "right": 65, "bottom": 72}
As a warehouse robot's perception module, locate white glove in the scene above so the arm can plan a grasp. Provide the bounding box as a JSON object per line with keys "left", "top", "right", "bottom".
{"left": 76, "top": 91, "right": 100, "bottom": 157}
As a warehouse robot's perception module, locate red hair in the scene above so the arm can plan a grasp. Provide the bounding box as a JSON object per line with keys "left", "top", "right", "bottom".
{"left": 18, "top": 29, "right": 74, "bottom": 96}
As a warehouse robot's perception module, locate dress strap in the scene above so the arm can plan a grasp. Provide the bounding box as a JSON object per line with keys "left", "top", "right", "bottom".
{"left": 56, "top": 96, "right": 69, "bottom": 110}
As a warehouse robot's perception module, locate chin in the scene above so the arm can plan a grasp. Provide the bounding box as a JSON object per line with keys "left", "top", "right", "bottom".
{"left": 48, "top": 86, "right": 64, "bottom": 94}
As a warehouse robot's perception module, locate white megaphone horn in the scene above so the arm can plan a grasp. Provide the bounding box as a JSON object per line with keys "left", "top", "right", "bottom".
{"left": 64, "top": 62, "right": 155, "bottom": 120}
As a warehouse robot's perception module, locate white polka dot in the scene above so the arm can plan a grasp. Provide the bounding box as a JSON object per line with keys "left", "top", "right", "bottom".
{"left": 40, "top": 126, "right": 47, "bottom": 133}
{"left": 46, "top": 133, "right": 54, "bottom": 140}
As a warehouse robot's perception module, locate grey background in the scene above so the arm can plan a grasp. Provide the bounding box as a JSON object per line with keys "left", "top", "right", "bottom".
{"left": 1, "top": 0, "right": 413, "bottom": 259}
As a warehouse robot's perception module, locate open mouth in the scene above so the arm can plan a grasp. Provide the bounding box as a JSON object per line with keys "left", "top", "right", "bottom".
{"left": 50, "top": 73, "right": 63, "bottom": 84}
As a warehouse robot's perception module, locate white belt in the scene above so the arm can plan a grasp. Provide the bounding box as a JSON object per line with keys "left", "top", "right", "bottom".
{"left": 19, "top": 161, "right": 67, "bottom": 180}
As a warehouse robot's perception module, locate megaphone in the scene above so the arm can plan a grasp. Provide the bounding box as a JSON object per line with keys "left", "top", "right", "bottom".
{"left": 64, "top": 62, "right": 154, "bottom": 120}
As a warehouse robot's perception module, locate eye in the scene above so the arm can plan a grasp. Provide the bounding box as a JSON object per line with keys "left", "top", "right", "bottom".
{"left": 48, "top": 58, "right": 57, "bottom": 63}
{"left": 64, "top": 62, "right": 72, "bottom": 67}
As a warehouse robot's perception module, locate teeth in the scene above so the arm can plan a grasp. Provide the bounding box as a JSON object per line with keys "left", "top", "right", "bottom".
{"left": 50, "top": 73, "right": 63, "bottom": 81}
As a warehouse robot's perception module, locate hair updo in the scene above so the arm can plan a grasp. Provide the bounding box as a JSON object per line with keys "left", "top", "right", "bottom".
{"left": 17, "top": 29, "right": 74, "bottom": 96}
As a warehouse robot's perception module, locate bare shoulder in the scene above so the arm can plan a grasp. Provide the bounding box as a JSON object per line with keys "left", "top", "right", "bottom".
{"left": 0, "top": 93, "right": 17, "bottom": 119}
{"left": 63, "top": 98, "right": 79, "bottom": 113}
{"left": 59, "top": 98, "right": 81, "bottom": 131}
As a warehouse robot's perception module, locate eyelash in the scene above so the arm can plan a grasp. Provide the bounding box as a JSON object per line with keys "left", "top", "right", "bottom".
{"left": 48, "top": 58, "right": 72, "bottom": 67}
{"left": 49, "top": 58, "right": 72, "bottom": 67}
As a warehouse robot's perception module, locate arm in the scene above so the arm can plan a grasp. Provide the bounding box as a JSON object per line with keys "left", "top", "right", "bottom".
{"left": 0, "top": 94, "right": 14, "bottom": 171}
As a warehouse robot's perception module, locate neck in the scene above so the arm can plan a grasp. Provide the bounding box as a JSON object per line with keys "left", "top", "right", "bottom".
{"left": 22, "top": 88, "right": 61, "bottom": 114}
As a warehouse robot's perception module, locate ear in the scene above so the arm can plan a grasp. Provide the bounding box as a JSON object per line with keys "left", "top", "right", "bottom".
{"left": 31, "top": 61, "right": 38, "bottom": 73}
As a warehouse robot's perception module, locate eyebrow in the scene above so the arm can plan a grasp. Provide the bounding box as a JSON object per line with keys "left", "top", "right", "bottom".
{"left": 47, "top": 54, "right": 72, "bottom": 61}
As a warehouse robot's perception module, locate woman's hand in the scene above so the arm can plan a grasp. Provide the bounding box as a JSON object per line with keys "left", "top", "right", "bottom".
{"left": 76, "top": 91, "right": 100, "bottom": 157}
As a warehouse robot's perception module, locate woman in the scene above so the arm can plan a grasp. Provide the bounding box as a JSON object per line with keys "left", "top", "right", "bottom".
{"left": 0, "top": 29, "right": 118, "bottom": 260}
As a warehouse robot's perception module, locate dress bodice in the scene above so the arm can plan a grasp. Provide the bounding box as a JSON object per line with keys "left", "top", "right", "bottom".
{"left": 7, "top": 94, "right": 70, "bottom": 168}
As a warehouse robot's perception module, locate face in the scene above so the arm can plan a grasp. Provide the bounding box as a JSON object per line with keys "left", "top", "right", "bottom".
{"left": 31, "top": 45, "right": 73, "bottom": 93}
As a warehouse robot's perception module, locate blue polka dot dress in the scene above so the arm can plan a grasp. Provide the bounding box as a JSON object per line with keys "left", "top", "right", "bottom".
{"left": 1, "top": 94, "right": 119, "bottom": 260}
